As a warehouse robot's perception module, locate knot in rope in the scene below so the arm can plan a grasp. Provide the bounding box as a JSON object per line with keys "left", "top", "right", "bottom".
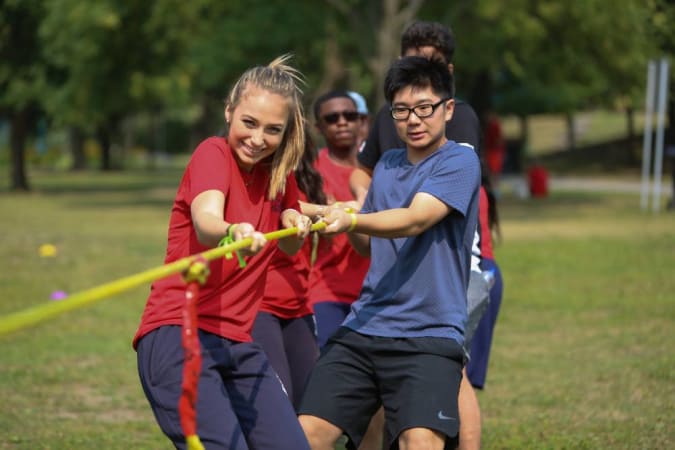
{"left": 182, "top": 257, "right": 210, "bottom": 285}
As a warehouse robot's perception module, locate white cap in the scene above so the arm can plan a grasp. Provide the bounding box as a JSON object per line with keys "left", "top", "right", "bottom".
{"left": 348, "top": 91, "right": 369, "bottom": 115}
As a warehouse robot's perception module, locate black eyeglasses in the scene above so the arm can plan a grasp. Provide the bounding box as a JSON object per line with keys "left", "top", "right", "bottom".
{"left": 390, "top": 98, "right": 450, "bottom": 121}
{"left": 321, "top": 111, "right": 360, "bottom": 124}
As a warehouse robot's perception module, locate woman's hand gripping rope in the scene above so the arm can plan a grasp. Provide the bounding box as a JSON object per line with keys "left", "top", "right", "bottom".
{"left": 175, "top": 212, "right": 315, "bottom": 449}
{"left": 320, "top": 203, "right": 358, "bottom": 236}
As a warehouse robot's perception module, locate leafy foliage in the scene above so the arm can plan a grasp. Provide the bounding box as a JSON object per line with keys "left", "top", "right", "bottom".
{"left": 38, "top": 0, "right": 200, "bottom": 130}
{"left": 1, "top": 0, "right": 674, "bottom": 188}
{"left": 435, "top": 0, "right": 669, "bottom": 115}
{"left": 0, "top": 0, "right": 48, "bottom": 113}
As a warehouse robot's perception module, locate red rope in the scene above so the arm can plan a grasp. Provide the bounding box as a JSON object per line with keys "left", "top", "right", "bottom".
{"left": 179, "top": 280, "right": 202, "bottom": 443}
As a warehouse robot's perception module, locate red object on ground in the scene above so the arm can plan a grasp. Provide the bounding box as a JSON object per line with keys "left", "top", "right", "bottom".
{"left": 528, "top": 165, "right": 549, "bottom": 197}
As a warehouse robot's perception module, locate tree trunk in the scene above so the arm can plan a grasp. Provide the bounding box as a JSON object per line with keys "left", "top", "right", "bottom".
{"left": 69, "top": 127, "right": 86, "bottom": 170}
{"left": 148, "top": 111, "right": 166, "bottom": 170}
{"left": 515, "top": 114, "right": 529, "bottom": 173}
{"left": 519, "top": 114, "right": 529, "bottom": 149}
{"left": 667, "top": 94, "right": 674, "bottom": 147}
{"left": 9, "top": 110, "right": 30, "bottom": 191}
{"left": 470, "top": 69, "right": 493, "bottom": 127}
{"left": 668, "top": 94, "right": 675, "bottom": 208}
{"left": 626, "top": 105, "right": 635, "bottom": 144}
{"left": 314, "top": 20, "right": 347, "bottom": 107}
{"left": 325, "top": 0, "right": 422, "bottom": 108}
{"left": 367, "top": 0, "right": 423, "bottom": 108}
{"left": 565, "top": 112, "right": 576, "bottom": 151}
{"left": 625, "top": 105, "right": 638, "bottom": 164}
{"left": 121, "top": 117, "right": 135, "bottom": 170}
{"left": 97, "top": 125, "right": 112, "bottom": 171}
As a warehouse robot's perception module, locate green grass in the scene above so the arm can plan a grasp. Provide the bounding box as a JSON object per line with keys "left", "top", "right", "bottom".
{"left": 482, "top": 193, "right": 674, "bottom": 449}
{"left": 0, "top": 169, "right": 180, "bottom": 449}
{"left": 1, "top": 169, "right": 674, "bottom": 449}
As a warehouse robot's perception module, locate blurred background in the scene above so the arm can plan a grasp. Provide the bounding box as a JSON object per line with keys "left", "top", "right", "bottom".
{"left": 1, "top": 0, "right": 673, "bottom": 191}
{"left": 1, "top": 3, "right": 674, "bottom": 448}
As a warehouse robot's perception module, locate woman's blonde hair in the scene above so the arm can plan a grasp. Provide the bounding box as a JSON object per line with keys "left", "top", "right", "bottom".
{"left": 225, "top": 54, "right": 306, "bottom": 199}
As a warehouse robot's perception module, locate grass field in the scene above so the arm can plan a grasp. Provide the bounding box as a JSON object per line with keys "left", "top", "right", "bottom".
{"left": 0, "top": 169, "right": 673, "bottom": 449}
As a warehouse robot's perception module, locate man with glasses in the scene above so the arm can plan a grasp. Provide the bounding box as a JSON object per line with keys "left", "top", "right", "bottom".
{"left": 299, "top": 56, "right": 480, "bottom": 450}
{"left": 390, "top": 97, "right": 451, "bottom": 120}
{"left": 348, "top": 21, "right": 485, "bottom": 450}
{"left": 308, "top": 90, "right": 371, "bottom": 350}
{"left": 351, "top": 21, "right": 480, "bottom": 205}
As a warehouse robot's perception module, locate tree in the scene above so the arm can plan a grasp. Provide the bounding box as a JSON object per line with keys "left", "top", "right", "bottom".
{"left": 0, "top": 0, "right": 49, "bottom": 191}
{"left": 181, "top": 0, "right": 327, "bottom": 140}
{"left": 324, "top": 0, "right": 424, "bottom": 108}
{"left": 39, "top": 0, "right": 199, "bottom": 170}
{"left": 650, "top": 0, "right": 675, "bottom": 149}
{"left": 436, "top": 0, "right": 666, "bottom": 151}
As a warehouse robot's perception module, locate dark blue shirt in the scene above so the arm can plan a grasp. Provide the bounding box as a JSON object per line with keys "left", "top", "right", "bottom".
{"left": 344, "top": 141, "right": 480, "bottom": 344}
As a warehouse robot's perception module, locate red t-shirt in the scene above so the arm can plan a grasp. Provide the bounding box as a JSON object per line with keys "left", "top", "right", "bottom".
{"left": 308, "top": 149, "right": 370, "bottom": 305}
{"left": 133, "top": 137, "right": 299, "bottom": 347}
{"left": 479, "top": 186, "right": 494, "bottom": 260}
{"left": 259, "top": 191, "right": 313, "bottom": 319}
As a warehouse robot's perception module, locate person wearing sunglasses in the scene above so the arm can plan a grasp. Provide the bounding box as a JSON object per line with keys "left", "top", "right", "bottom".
{"left": 348, "top": 90, "right": 372, "bottom": 151}
{"left": 307, "top": 91, "right": 371, "bottom": 354}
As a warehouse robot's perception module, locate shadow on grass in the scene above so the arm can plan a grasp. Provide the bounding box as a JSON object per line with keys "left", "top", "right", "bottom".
{"left": 29, "top": 168, "right": 184, "bottom": 195}
{"left": 63, "top": 196, "right": 175, "bottom": 209}
{"left": 0, "top": 168, "right": 183, "bottom": 209}
{"left": 38, "top": 182, "right": 176, "bottom": 195}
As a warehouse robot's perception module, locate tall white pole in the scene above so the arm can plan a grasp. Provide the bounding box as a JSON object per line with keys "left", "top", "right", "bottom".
{"left": 641, "top": 60, "right": 657, "bottom": 211}
{"left": 652, "top": 58, "right": 670, "bottom": 213}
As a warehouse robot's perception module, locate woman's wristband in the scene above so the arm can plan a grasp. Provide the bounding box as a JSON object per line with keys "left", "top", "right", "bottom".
{"left": 225, "top": 223, "right": 238, "bottom": 237}
{"left": 347, "top": 213, "right": 357, "bottom": 232}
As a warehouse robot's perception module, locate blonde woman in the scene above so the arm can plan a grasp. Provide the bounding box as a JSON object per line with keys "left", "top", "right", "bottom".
{"left": 134, "top": 55, "right": 312, "bottom": 450}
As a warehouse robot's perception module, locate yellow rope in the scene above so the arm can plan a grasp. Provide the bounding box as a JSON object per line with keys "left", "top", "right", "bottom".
{"left": 186, "top": 435, "right": 205, "bottom": 450}
{"left": 0, "top": 222, "right": 326, "bottom": 337}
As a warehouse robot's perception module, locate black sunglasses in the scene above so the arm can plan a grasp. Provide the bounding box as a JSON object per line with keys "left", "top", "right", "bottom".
{"left": 321, "top": 111, "right": 360, "bottom": 124}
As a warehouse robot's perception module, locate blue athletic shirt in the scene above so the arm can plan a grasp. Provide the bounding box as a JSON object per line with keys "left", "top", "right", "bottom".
{"left": 343, "top": 141, "right": 480, "bottom": 345}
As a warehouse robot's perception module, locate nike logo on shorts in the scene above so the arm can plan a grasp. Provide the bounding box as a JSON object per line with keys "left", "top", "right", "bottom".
{"left": 437, "top": 410, "right": 456, "bottom": 421}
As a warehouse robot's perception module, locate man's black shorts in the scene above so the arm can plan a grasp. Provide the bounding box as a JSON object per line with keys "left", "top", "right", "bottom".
{"left": 298, "top": 328, "right": 464, "bottom": 449}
